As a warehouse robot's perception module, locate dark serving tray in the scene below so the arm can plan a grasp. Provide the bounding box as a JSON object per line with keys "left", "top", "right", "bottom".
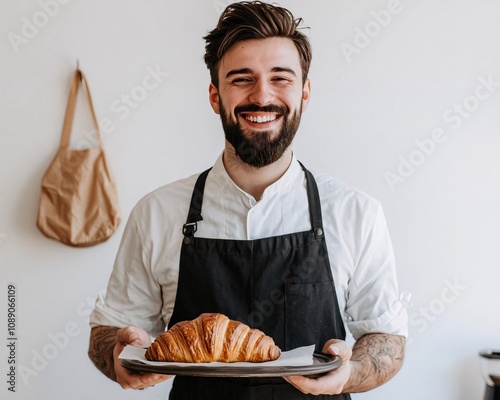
{"left": 121, "top": 352, "right": 342, "bottom": 378}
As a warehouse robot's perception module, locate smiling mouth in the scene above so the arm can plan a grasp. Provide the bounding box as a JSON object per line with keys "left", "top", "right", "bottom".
{"left": 240, "top": 113, "right": 282, "bottom": 124}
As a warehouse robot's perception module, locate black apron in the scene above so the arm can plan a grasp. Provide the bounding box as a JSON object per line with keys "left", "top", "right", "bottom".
{"left": 168, "top": 163, "right": 351, "bottom": 400}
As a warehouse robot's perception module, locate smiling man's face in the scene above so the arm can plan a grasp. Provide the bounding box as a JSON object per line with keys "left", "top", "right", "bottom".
{"left": 209, "top": 37, "right": 311, "bottom": 168}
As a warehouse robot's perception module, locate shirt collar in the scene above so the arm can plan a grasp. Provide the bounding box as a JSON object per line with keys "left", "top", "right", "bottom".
{"left": 211, "top": 151, "right": 304, "bottom": 201}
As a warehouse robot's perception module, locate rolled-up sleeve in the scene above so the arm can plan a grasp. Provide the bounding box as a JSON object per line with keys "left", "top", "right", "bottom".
{"left": 89, "top": 208, "right": 166, "bottom": 337}
{"left": 345, "top": 202, "right": 408, "bottom": 340}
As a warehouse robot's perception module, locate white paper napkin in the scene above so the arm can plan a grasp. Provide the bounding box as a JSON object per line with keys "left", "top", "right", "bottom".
{"left": 119, "top": 344, "right": 315, "bottom": 367}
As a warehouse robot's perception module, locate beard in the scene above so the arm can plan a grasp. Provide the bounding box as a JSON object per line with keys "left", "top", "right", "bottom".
{"left": 219, "top": 102, "right": 302, "bottom": 168}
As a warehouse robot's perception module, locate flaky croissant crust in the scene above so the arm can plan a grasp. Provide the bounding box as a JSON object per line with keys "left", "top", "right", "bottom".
{"left": 145, "top": 313, "right": 281, "bottom": 363}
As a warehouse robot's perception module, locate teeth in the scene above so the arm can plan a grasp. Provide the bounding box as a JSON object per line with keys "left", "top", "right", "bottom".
{"left": 245, "top": 114, "right": 277, "bottom": 123}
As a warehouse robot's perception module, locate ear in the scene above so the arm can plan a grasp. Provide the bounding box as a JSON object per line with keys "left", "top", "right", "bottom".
{"left": 209, "top": 83, "right": 220, "bottom": 114}
{"left": 301, "top": 79, "right": 311, "bottom": 112}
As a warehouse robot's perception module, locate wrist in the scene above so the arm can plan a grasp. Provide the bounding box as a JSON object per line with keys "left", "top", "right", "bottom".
{"left": 342, "top": 359, "right": 366, "bottom": 393}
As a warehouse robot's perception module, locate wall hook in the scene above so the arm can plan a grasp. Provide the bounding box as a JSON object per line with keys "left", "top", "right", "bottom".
{"left": 76, "top": 59, "right": 82, "bottom": 81}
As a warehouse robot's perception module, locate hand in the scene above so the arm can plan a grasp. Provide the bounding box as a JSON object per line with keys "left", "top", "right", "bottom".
{"left": 113, "top": 326, "right": 172, "bottom": 390}
{"left": 284, "top": 339, "right": 353, "bottom": 395}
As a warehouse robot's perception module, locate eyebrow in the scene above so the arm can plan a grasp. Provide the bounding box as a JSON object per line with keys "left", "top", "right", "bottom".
{"left": 225, "top": 67, "right": 297, "bottom": 79}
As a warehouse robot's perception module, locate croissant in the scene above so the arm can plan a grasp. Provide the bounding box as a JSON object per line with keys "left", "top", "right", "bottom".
{"left": 145, "top": 313, "right": 281, "bottom": 363}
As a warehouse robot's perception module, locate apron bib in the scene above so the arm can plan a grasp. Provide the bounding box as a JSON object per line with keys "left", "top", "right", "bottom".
{"left": 168, "top": 164, "right": 351, "bottom": 400}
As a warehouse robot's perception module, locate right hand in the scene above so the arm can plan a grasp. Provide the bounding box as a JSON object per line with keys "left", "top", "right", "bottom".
{"left": 113, "top": 326, "right": 172, "bottom": 390}
{"left": 284, "top": 339, "right": 353, "bottom": 395}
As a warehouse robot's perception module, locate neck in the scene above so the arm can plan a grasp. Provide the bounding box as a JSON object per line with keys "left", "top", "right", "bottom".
{"left": 222, "top": 143, "right": 293, "bottom": 200}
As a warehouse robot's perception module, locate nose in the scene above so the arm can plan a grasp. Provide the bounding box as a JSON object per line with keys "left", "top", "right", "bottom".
{"left": 248, "top": 79, "right": 274, "bottom": 106}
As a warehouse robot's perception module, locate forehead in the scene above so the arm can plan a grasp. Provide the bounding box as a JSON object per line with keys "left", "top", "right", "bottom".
{"left": 219, "top": 37, "right": 302, "bottom": 77}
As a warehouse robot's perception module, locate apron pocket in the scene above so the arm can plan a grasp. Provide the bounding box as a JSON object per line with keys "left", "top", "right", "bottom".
{"left": 284, "top": 281, "right": 340, "bottom": 351}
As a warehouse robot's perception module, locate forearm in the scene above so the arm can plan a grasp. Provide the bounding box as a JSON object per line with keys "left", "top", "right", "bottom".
{"left": 343, "top": 333, "right": 405, "bottom": 393}
{"left": 88, "top": 325, "right": 120, "bottom": 382}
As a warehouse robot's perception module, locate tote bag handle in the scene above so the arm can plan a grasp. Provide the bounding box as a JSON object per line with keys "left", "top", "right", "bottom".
{"left": 59, "top": 69, "right": 103, "bottom": 149}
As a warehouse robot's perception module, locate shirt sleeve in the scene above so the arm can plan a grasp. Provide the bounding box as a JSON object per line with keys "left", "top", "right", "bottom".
{"left": 89, "top": 208, "right": 166, "bottom": 337}
{"left": 345, "top": 202, "right": 408, "bottom": 340}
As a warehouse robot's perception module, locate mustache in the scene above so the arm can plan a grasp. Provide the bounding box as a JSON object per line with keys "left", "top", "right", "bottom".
{"left": 234, "top": 104, "right": 289, "bottom": 115}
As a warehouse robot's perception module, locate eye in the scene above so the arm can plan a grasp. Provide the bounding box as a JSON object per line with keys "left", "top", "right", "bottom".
{"left": 272, "top": 76, "right": 292, "bottom": 84}
{"left": 232, "top": 77, "right": 252, "bottom": 85}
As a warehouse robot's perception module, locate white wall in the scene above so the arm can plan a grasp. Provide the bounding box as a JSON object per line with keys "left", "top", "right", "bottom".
{"left": 1, "top": 1, "right": 499, "bottom": 399}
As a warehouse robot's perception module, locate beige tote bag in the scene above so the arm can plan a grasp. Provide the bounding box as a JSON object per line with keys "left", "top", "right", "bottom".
{"left": 37, "top": 69, "right": 120, "bottom": 247}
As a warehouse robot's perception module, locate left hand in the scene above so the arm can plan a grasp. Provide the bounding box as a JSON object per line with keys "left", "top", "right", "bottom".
{"left": 284, "top": 339, "right": 353, "bottom": 395}
{"left": 113, "top": 326, "right": 172, "bottom": 390}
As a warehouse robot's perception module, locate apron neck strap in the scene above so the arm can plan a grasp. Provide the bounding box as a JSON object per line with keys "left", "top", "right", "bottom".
{"left": 183, "top": 167, "right": 212, "bottom": 238}
{"left": 298, "top": 161, "right": 325, "bottom": 238}
{"left": 183, "top": 162, "right": 325, "bottom": 240}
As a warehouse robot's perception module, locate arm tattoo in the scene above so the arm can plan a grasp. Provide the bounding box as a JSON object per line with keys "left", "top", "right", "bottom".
{"left": 344, "top": 333, "right": 406, "bottom": 393}
{"left": 88, "top": 326, "right": 119, "bottom": 382}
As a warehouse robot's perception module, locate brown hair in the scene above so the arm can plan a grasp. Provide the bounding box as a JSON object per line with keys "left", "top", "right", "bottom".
{"left": 203, "top": 1, "right": 312, "bottom": 88}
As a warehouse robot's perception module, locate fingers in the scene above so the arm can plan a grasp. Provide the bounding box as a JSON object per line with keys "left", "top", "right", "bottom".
{"left": 283, "top": 339, "right": 353, "bottom": 395}
{"left": 116, "top": 326, "right": 152, "bottom": 348}
{"left": 118, "top": 370, "right": 172, "bottom": 390}
{"left": 116, "top": 369, "right": 172, "bottom": 390}
{"left": 284, "top": 369, "right": 347, "bottom": 396}
{"left": 113, "top": 326, "right": 170, "bottom": 390}
{"left": 285, "top": 374, "right": 318, "bottom": 394}
{"left": 322, "top": 339, "right": 352, "bottom": 363}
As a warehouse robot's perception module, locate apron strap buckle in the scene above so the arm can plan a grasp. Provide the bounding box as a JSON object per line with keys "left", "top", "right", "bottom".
{"left": 183, "top": 221, "right": 198, "bottom": 237}
{"left": 182, "top": 221, "right": 200, "bottom": 245}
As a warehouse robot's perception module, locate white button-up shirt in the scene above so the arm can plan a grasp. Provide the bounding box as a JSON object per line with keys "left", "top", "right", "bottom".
{"left": 90, "top": 153, "right": 408, "bottom": 340}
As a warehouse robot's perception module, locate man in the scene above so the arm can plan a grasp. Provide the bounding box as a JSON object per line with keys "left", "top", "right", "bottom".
{"left": 88, "top": 2, "right": 407, "bottom": 398}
